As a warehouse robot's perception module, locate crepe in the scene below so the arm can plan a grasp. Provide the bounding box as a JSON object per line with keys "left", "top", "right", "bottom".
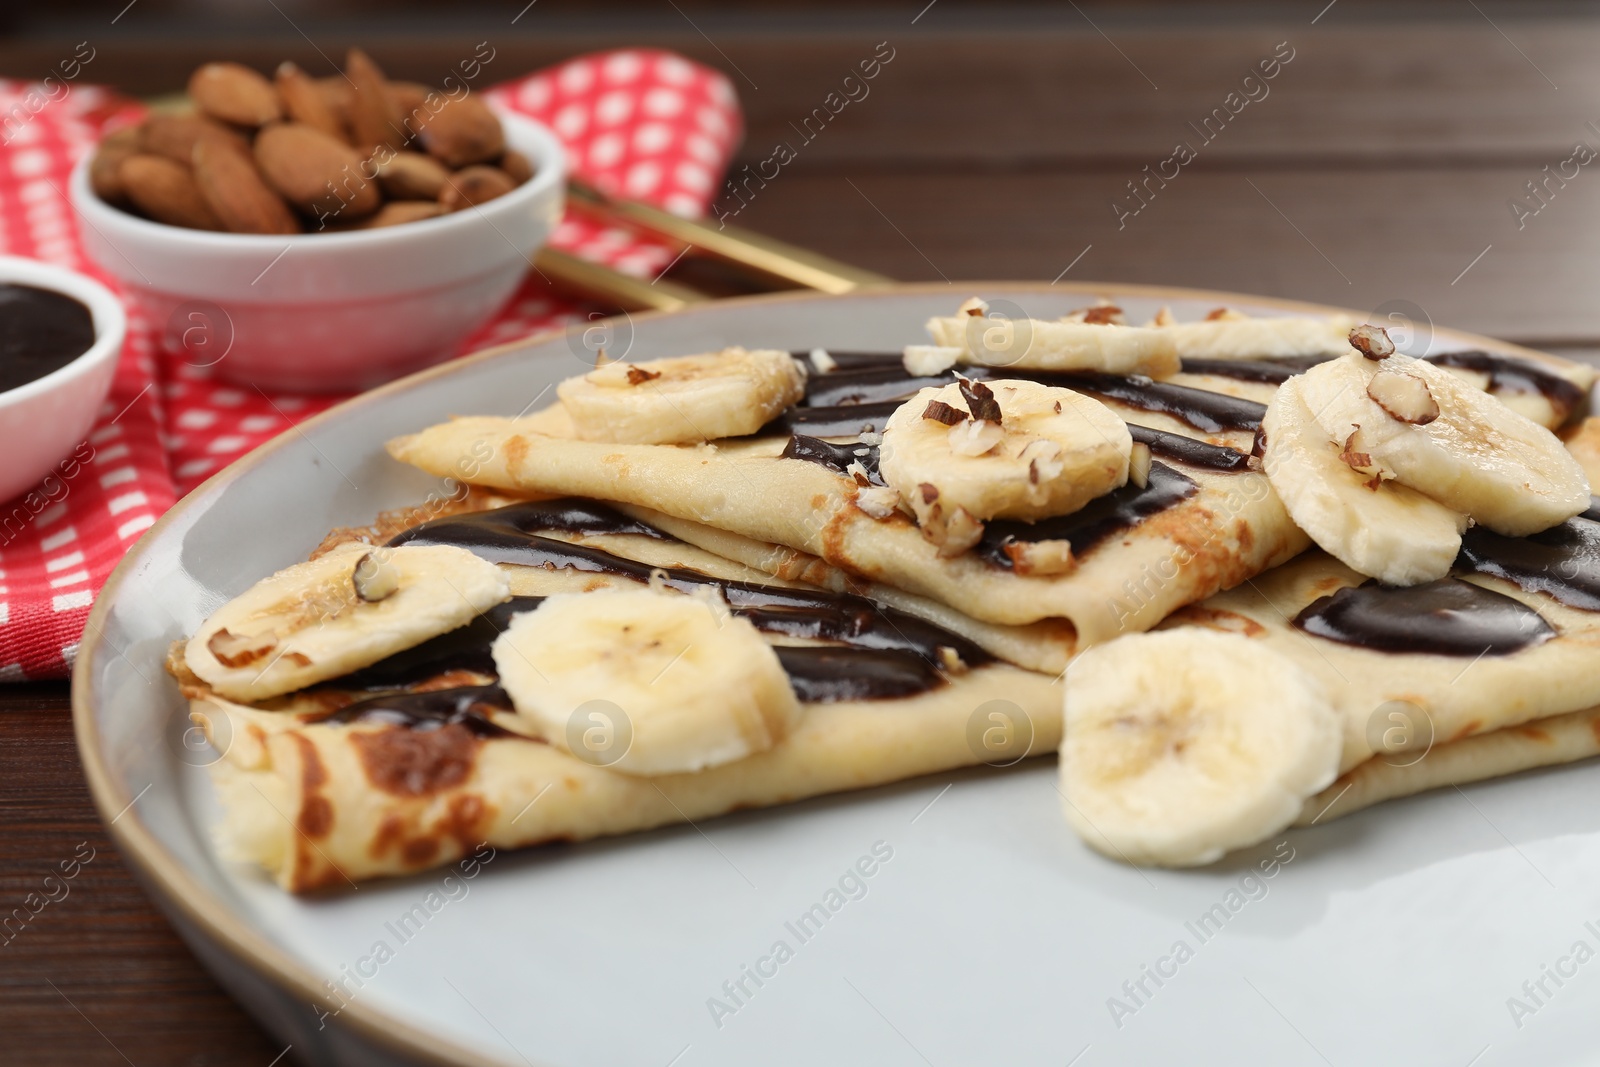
{"left": 1295, "top": 703, "right": 1600, "bottom": 826}
{"left": 387, "top": 419, "right": 1307, "bottom": 641}
{"left": 1163, "top": 550, "right": 1600, "bottom": 773}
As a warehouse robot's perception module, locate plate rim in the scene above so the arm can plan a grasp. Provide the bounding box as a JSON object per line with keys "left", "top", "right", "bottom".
{"left": 70, "top": 279, "right": 1570, "bottom": 1067}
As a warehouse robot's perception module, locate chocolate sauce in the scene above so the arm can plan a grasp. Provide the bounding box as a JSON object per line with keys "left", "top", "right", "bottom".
{"left": 977, "top": 462, "right": 1198, "bottom": 567}
{"left": 762, "top": 400, "right": 901, "bottom": 438}
{"left": 341, "top": 597, "right": 544, "bottom": 689}
{"left": 1427, "top": 350, "right": 1585, "bottom": 421}
{"left": 795, "top": 350, "right": 903, "bottom": 371}
{"left": 1292, "top": 579, "right": 1555, "bottom": 656}
{"left": 0, "top": 283, "right": 96, "bottom": 393}
{"left": 1057, "top": 373, "right": 1267, "bottom": 433}
{"left": 774, "top": 646, "right": 944, "bottom": 702}
{"left": 1584, "top": 496, "right": 1600, "bottom": 524}
{"left": 324, "top": 684, "right": 518, "bottom": 736}
{"left": 804, "top": 365, "right": 950, "bottom": 407}
{"left": 386, "top": 500, "right": 991, "bottom": 698}
{"left": 1127, "top": 424, "right": 1253, "bottom": 473}
{"left": 1178, "top": 355, "right": 1334, "bottom": 383}
{"left": 1456, "top": 516, "right": 1600, "bottom": 612}
{"left": 780, "top": 434, "right": 883, "bottom": 483}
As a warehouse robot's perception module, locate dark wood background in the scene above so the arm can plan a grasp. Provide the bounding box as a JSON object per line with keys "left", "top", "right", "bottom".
{"left": 5, "top": 2, "right": 1599, "bottom": 1062}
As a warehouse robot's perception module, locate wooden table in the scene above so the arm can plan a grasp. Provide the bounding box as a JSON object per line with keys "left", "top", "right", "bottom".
{"left": 5, "top": 4, "right": 1599, "bottom": 1062}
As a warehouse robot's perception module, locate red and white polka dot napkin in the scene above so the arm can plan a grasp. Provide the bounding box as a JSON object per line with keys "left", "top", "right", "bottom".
{"left": 0, "top": 48, "right": 742, "bottom": 679}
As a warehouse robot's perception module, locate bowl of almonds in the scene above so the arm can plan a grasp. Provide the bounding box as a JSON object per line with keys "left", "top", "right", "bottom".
{"left": 70, "top": 50, "right": 564, "bottom": 392}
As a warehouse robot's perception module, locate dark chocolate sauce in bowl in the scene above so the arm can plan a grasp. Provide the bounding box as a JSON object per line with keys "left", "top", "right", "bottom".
{"left": 1292, "top": 579, "right": 1555, "bottom": 656}
{"left": 0, "top": 283, "right": 96, "bottom": 392}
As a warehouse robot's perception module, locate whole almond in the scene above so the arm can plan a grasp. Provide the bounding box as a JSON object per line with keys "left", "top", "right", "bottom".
{"left": 89, "top": 125, "right": 143, "bottom": 204}
{"left": 439, "top": 165, "right": 516, "bottom": 211}
{"left": 358, "top": 200, "right": 445, "bottom": 228}
{"left": 499, "top": 149, "right": 535, "bottom": 185}
{"left": 386, "top": 81, "right": 432, "bottom": 135}
{"left": 316, "top": 76, "right": 353, "bottom": 127}
{"left": 119, "top": 154, "right": 225, "bottom": 230}
{"left": 376, "top": 151, "right": 449, "bottom": 200}
{"left": 276, "top": 62, "right": 346, "bottom": 142}
{"left": 193, "top": 138, "right": 300, "bottom": 234}
{"left": 189, "top": 62, "right": 281, "bottom": 127}
{"left": 345, "top": 48, "right": 406, "bottom": 153}
{"left": 416, "top": 95, "right": 504, "bottom": 167}
{"left": 255, "top": 122, "right": 380, "bottom": 219}
{"left": 141, "top": 112, "right": 250, "bottom": 166}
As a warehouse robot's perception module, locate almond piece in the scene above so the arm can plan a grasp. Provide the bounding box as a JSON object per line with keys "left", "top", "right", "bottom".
{"left": 499, "top": 149, "right": 535, "bottom": 185}
{"left": 192, "top": 138, "right": 300, "bottom": 235}
{"left": 188, "top": 62, "right": 281, "bottom": 127}
{"left": 376, "top": 151, "right": 450, "bottom": 200}
{"left": 254, "top": 122, "right": 379, "bottom": 220}
{"left": 89, "top": 125, "right": 143, "bottom": 204}
{"left": 1128, "top": 441, "right": 1152, "bottom": 488}
{"left": 1367, "top": 367, "right": 1440, "bottom": 425}
{"left": 275, "top": 61, "right": 346, "bottom": 142}
{"left": 415, "top": 94, "right": 505, "bottom": 168}
{"left": 141, "top": 112, "right": 250, "bottom": 165}
{"left": 345, "top": 48, "right": 406, "bottom": 153}
{"left": 120, "top": 154, "right": 225, "bottom": 230}
{"left": 1349, "top": 323, "right": 1395, "bottom": 361}
{"left": 1002, "top": 538, "right": 1076, "bottom": 577}
{"left": 439, "top": 165, "right": 516, "bottom": 211}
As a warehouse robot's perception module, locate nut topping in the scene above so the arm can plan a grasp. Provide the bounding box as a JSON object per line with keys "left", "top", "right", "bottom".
{"left": 352, "top": 550, "right": 401, "bottom": 602}
{"left": 1349, "top": 323, "right": 1396, "bottom": 361}
{"left": 947, "top": 418, "right": 1004, "bottom": 457}
{"left": 1002, "top": 538, "right": 1076, "bottom": 577}
{"left": 1367, "top": 368, "right": 1440, "bottom": 425}
{"left": 1128, "top": 441, "right": 1152, "bottom": 489}
{"left": 922, "top": 398, "right": 967, "bottom": 426}
{"left": 626, "top": 366, "right": 662, "bottom": 386}
{"left": 207, "top": 627, "right": 277, "bottom": 668}
{"left": 957, "top": 377, "right": 1002, "bottom": 424}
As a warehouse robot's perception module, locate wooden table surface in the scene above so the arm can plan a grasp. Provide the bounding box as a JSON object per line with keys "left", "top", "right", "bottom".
{"left": 5, "top": 3, "right": 1600, "bottom": 1062}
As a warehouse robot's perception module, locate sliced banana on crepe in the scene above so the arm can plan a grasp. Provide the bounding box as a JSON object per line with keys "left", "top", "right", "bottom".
{"left": 1262, "top": 376, "right": 1468, "bottom": 585}
{"left": 1298, "top": 337, "right": 1590, "bottom": 536}
{"left": 925, "top": 297, "right": 1179, "bottom": 378}
{"left": 877, "top": 378, "right": 1132, "bottom": 556}
{"left": 492, "top": 587, "right": 802, "bottom": 776}
{"left": 1150, "top": 307, "right": 1356, "bottom": 359}
{"left": 1060, "top": 629, "right": 1341, "bottom": 867}
{"left": 557, "top": 347, "right": 807, "bottom": 445}
{"left": 187, "top": 542, "right": 511, "bottom": 702}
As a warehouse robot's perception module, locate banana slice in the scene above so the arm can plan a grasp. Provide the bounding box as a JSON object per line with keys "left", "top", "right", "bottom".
{"left": 1262, "top": 377, "right": 1468, "bottom": 584}
{"left": 492, "top": 587, "right": 802, "bottom": 776}
{"left": 557, "top": 347, "right": 806, "bottom": 445}
{"left": 1060, "top": 629, "right": 1341, "bottom": 867}
{"left": 1299, "top": 350, "right": 1590, "bottom": 536}
{"left": 187, "top": 542, "right": 511, "bottom": 702}
{"left": 1152, "top": 310, "right": 1356, "bottom": 359}
{"left": 925, "top": 298, "right": 1178, "bottom": 377}
{"left": 877, "top": 379, "right": 1132, "bottom": 553}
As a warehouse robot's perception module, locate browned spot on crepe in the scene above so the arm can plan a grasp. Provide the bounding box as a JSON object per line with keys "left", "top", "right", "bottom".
{"left": 1450, "top": 719, "right": 1483, "bottom": 743}
{"left": 1516, "top": 725, "right": 1553, "bottom": 743}
{"left": 1167, "top": 605, "right": 1266, "bottom": 638}
{"left": 293, "top": 734, "right": 333, "bottom": 838}
{"left": 310, "top": 487, "right": 508, "bottom": 558}
{"left": 354, "top": 722, "right": 479, "bottom": 797}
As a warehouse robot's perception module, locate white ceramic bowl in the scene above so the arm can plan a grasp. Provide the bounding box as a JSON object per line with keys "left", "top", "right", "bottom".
{"left": 71, "top": 109, "right": 565, "bottom": 393}
{"left": 0, "top": 255, "right": 126, "bottom": 504}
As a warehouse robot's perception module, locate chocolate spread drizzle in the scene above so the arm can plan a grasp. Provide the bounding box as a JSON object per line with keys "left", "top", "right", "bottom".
{"left": 324, "top": 685, "right": 518, "bottom": 736}
{"left": 1455, "top": 515, "right": 1600, "bottom": 612}
{"left": 780, "top": 434, "right": 883, "bottom": 483}
{"left": 1127, "top": 425, "right": 1253, "bottom": 473}
{"left": 380, "top": 500, "right": 990, "bottom": 704}
{"left": 1292, "top": 579, "right": 1555, "bottom": 656}
{"left": 977, "top": 463, "right": 1199, "bottom": 567}
{"left": 1426, "top": 350, "right": 1584, "bottom": 421}
{"left": 1056, "top": 373, "right": 1267, "bottom": 433}
{"left": 1178, "top": 355, "right": 1334, "bottom": 383}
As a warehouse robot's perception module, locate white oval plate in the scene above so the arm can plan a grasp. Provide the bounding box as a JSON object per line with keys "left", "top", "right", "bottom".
{"left": 75, "top": 284, "right": 1600, "bottom": 1067}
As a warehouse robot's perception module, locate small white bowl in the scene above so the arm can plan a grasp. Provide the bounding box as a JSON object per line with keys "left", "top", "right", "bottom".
{"left": 71, "top": 109, "right": 566, "bottom": 392}
{"left": 0, "top": 255, "right": 126, "bottom": 505}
